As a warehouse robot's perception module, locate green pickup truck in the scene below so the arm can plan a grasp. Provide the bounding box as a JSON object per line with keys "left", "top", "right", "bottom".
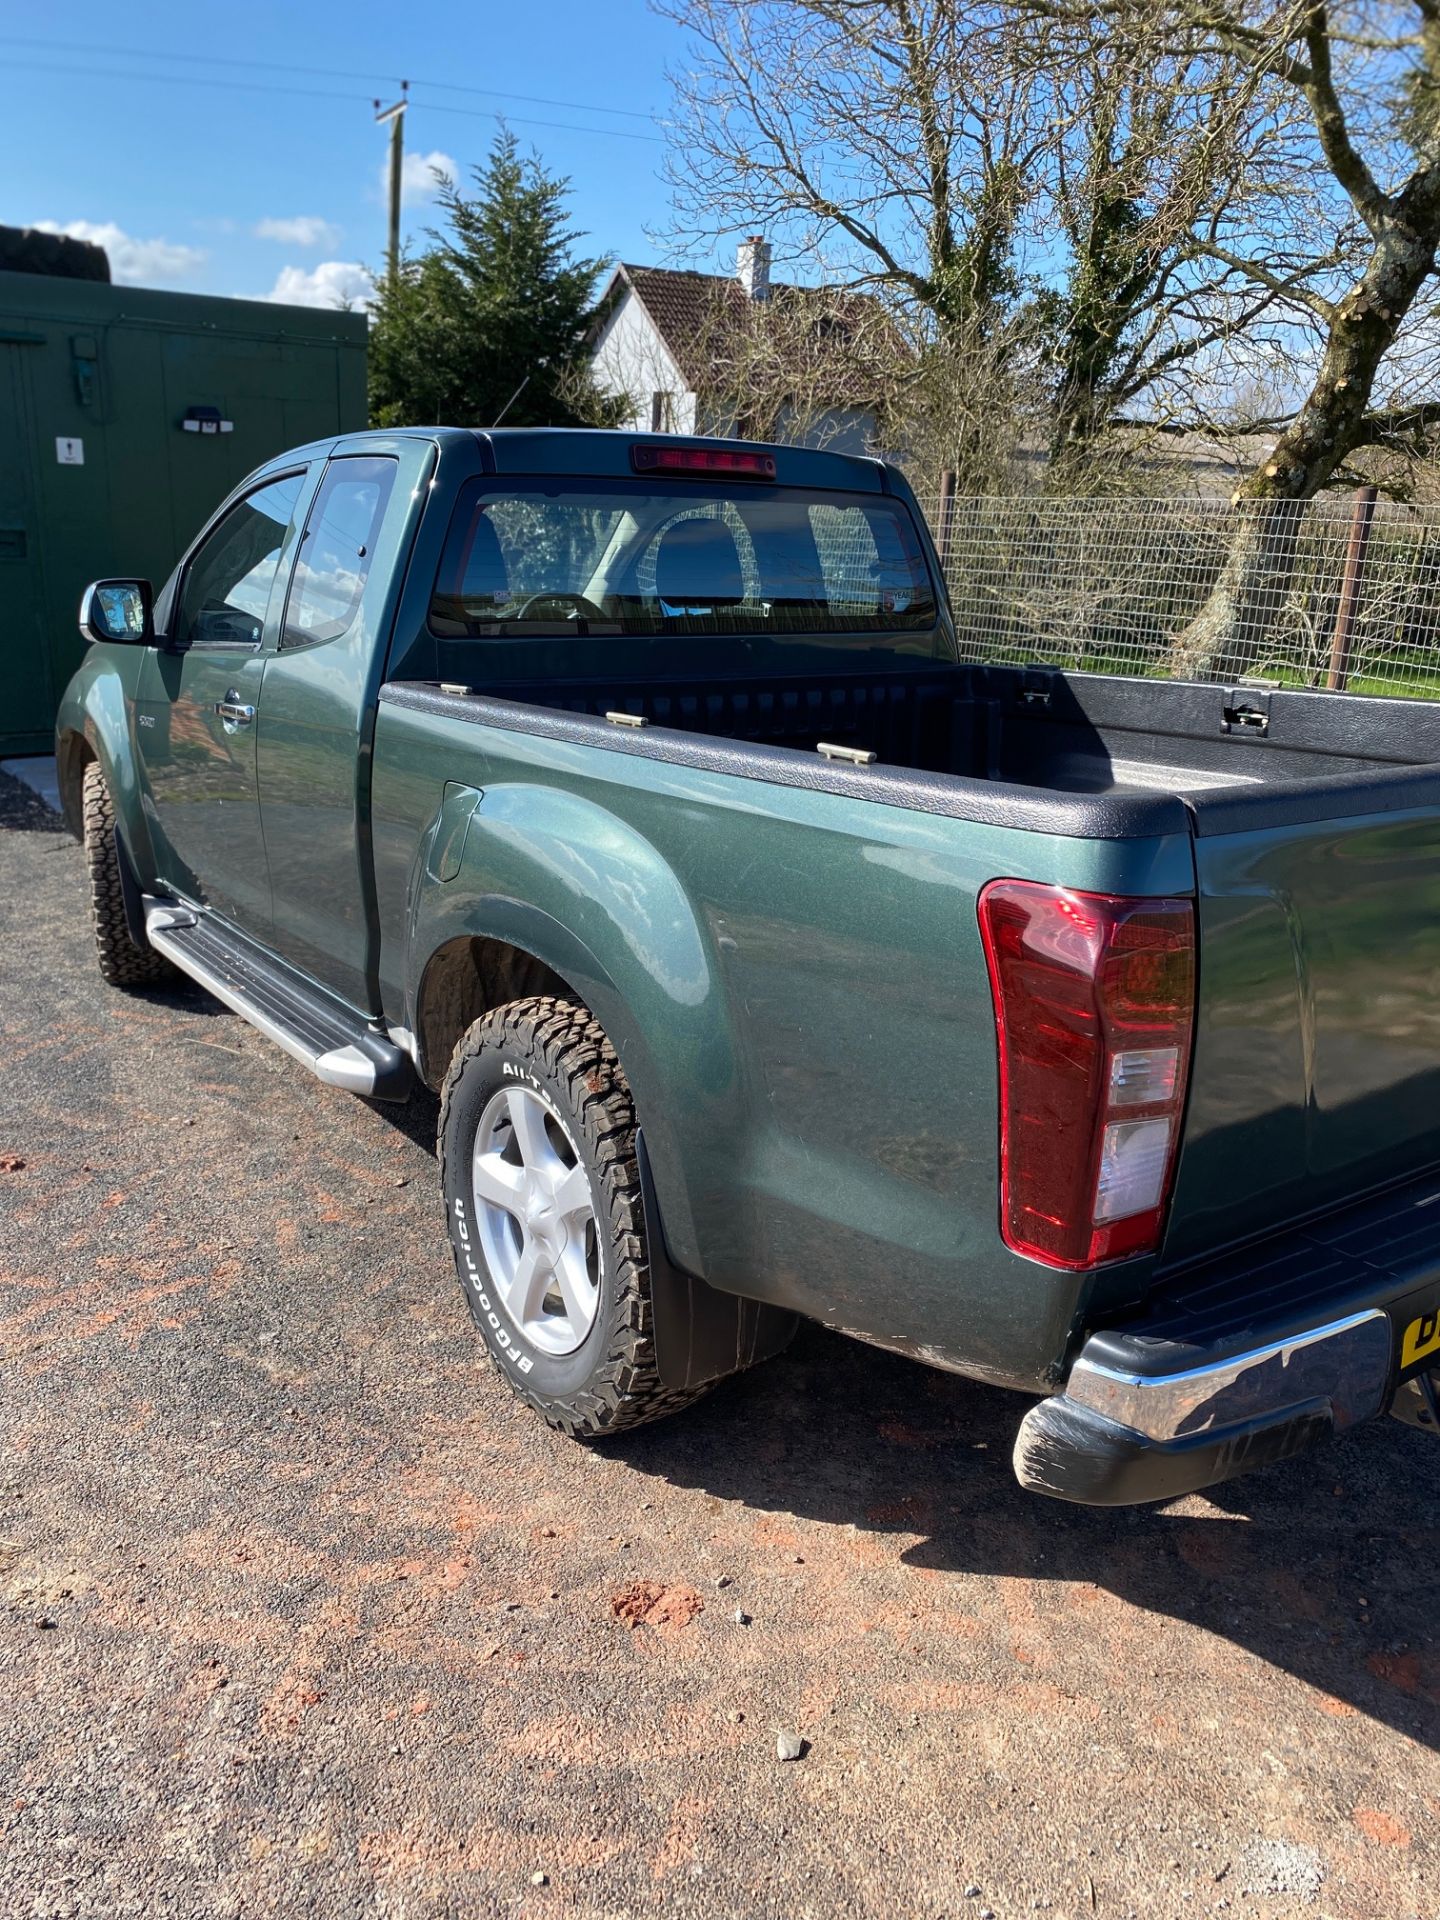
{"left": 55, "top": 427, "right": 1440, "bottom": 1506}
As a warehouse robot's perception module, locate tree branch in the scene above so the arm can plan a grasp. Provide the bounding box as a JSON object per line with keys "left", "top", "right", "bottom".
{"left": 1190, "top": 241, "right": 1338, "bottom": 320}
{"left": 1353, "top": 399, "right": 1440, "bottom": 448}
{"left": 1299, "top": 1, "right": 1392, "bottom": 231}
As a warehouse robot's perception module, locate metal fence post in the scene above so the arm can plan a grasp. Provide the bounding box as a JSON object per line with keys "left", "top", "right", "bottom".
{"left": 1326, "top": 485, "right": 1379, "bottom": 692}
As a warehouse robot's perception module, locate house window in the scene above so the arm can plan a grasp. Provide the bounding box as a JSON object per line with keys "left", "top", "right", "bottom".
{"left": 649, "top": 391, "right": 674, "bottom": 433}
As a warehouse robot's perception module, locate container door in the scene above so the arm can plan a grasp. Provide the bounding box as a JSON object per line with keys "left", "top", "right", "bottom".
{"left": 0, "top": 344, "right": 52, "bottom": 753}
{"left": 135, "top": 467, "right": 313, "bottom": 940}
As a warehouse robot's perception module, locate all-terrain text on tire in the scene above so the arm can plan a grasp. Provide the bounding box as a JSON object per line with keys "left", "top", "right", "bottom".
{"left": 438, "top": 996, "right": 713, "bottom": 1438}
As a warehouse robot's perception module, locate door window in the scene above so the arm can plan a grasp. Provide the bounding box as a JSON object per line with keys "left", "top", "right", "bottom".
{"left": 174, "top": 473, "right": 305, "bottom": 649}
{"left": 282, "top": 456, "right": 397, "bottom": 648}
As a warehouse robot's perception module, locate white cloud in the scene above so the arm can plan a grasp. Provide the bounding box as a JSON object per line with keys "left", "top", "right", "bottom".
{"left": 32, "top": 219, "right": 205, "bottom": 287}
{"left": 254, "top": 215, "right": 341, "bottom": 249}
{"left": 384, "top": 149, "right": 457, "bottom": 210}
{"left": 264, "top": 260, "right": 375, "bottom": 311}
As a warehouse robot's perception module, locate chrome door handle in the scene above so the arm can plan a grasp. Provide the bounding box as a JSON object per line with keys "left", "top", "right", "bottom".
{"left": 215, "top": 691, "right": 255, "bottom": 731}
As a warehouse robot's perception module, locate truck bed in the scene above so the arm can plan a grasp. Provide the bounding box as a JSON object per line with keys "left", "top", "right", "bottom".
{"left": 415, "top": 657, "right": 1440, "bottom": 806}
{"left": 382, "top": 659, "right": 1440, "bottom": 1285}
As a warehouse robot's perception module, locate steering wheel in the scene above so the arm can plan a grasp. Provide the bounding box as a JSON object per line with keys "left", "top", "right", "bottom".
{"left": 508, "top": 591, "right": 608, "bottom": 623}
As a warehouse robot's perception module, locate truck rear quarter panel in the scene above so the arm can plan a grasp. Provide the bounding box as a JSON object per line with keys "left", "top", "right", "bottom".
{"left": 371, "top": 698, "right": 1196, "bottom": 1390}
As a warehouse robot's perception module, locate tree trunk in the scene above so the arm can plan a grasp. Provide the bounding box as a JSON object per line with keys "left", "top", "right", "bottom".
{"left": 1167, "top": 212, "right": 1440, "bottom": 679}
{"left": 1166, "top": 500, "right": 1308, "bottom": 681}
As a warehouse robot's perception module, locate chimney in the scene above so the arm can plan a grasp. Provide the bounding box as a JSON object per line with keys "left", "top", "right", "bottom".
{"left": 736, "top": 235, "right": 772, "bottom": 301}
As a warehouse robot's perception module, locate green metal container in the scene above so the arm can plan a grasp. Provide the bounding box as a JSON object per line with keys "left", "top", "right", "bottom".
{"left": 0, "top": 271, "right": 367, "bottom": 752}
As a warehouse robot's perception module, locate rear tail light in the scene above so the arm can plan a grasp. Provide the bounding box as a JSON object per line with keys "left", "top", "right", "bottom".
{"left": 978, "top": 880, "right": 1196, "bottom": 1270}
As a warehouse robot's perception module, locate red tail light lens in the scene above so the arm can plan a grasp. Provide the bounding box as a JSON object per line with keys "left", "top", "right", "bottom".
{"left": 631, "top": 443, "right": 776, "bottom": 479}
{"left": 978, "top": 881, "right": 1196, "bottom": 1270}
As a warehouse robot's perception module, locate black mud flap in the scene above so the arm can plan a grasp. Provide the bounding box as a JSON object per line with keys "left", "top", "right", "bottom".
{"left": 636, "top": 1129, "right": 797, "bottom": 1392}
{"left": 114, "top": 825, "right": 150, "bottom": 949}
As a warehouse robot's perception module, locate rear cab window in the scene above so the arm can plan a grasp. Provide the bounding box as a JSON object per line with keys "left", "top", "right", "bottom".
{"left": 283, "top": 455, "right": 398, "bottom": 649}
{"left": 427, "top": 479, "right": 937, "bottom": 645}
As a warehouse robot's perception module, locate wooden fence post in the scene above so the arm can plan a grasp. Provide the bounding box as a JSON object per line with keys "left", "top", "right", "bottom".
{"left": 936, "top": 468, "right": 956, "bottom": 571}
{"left": 1326, "top": 484, "right": 1379, "bottom": 692}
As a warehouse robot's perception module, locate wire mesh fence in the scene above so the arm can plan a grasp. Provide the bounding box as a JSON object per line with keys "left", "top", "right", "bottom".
{"left": 915, "top": 489, "right": 1440, "bottom": 699}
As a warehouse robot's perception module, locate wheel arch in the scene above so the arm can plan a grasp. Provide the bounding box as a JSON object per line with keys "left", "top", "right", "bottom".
{"left": 54, "top": 649, "right": 152, "bottom": 869}
{"left": 409, "top": 895, "right": 705, "bottom": 1274}
{"left": 412, "top": 901, "right": 664, "bottom": 1104}
{"left": 414, "top": 930, "right": 576, "bottom": 1091}
{"left": 404, "top": 782, "right": 746, "bottom": 1287}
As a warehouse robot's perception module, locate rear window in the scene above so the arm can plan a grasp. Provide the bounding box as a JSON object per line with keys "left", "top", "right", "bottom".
{"left": 428, "top": 480, "right": 937, "bottom": 640}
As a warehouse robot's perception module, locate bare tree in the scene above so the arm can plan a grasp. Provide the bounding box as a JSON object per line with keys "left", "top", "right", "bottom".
{"left": 687, "top": 275, "right": 1045, "bottom": 488}
{"left": 656, "top": 0, "right": 1340, "bottom": 489}
{"left": 1038, "top": 18, "right": 1325, "bottom": 476}
{"left": 687, "top": 280, "right": 898, "bottom": 443}
{"left": 658, "top": 1, "right": 1050, "bottom": 343}
{"left": 1063, "top": 0, "right": 1440, "bottom": 675}
{"left": 659, "top": 0, "right": 1440, "bottom": 678}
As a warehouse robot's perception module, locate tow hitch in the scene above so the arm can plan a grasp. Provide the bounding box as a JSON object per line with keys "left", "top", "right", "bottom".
{"left": 1390, "top": 1367, "right": 1440, "bottom": 1434}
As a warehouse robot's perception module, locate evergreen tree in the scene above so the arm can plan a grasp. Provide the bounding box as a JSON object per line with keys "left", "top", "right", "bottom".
{"left": 368, "top": 132, "right": 621, "bottom": 429}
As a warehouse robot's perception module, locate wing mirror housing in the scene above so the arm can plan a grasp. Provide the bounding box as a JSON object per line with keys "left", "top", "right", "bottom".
{"left": 79, "top": 578, "right": 155, "bottom": 647}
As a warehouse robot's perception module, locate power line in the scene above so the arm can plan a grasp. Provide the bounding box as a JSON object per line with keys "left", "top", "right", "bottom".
{"left": 0, "top": 54, "right": 665, "bottom": 144}
{"left": 390, "top": 76, "right": 653, "bottom": 122}
{"left": 3, "top": 56, "right": 370, "bottom": 108}
{"left": 416, "top": 99, "right": 662, "bottom": 142}
{"left": 0, "top": 33, "right": 659, "bottom": 123}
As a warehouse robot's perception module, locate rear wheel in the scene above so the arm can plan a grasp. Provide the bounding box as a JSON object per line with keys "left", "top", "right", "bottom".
{"left": 438, "top": 995, "right": 712, "bottom": 1436}
{"left": 81, "top": 761, "right": 175, "bottom": 989}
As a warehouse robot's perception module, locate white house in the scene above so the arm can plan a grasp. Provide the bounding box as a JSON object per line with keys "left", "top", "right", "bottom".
{"left": 589, "top": 239, "right": 882, "bottom": 454}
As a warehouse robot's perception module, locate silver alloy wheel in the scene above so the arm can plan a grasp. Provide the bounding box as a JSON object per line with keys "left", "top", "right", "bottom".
{"left": 470, "top": 1084, "right": 601, "bottom": 1356}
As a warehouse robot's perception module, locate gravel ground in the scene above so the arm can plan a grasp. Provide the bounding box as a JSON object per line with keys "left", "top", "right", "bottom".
{"left": 1, "top": 765, "right": 1438, "bottom": 1920}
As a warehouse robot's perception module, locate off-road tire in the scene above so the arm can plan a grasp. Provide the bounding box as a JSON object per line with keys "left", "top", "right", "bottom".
{"left": 82, "top": 761, "right": 175, "bottom": 989}
{"left": 438, "top": 995, "right": 712, "bottom": 1438}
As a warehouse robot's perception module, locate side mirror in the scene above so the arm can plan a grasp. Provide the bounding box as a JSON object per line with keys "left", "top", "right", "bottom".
{"left": 79, "top": 578, "right": 155, "bottom": 646}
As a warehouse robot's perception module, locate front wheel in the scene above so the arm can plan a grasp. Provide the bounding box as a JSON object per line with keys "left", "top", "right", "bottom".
{"left": 81, "top": 761, "right": 175, "bottom": 989}
{"left": 438, "top": 996, "right": 712, "bottom": 1437}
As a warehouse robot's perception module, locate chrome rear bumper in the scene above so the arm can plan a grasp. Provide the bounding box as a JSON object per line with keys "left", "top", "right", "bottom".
{"left": 1014, "top": 1308, "right": 1393, "bottom": 1505}
{"left": 1010, "top": 1182, "right": 1440, "bottom": 1506}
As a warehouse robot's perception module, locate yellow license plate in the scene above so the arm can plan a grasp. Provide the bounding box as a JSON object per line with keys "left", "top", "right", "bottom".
{"left": 1400, "top": 1307, "right": 1440, "bottom": 1373}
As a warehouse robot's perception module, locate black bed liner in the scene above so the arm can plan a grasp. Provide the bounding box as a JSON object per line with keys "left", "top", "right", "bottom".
{"left": 382, "top": 662, "right": 1440, "bottom": 838}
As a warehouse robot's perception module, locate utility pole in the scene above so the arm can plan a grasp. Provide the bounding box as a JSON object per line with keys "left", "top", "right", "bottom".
{"left": 373, "top": 82, "right": 409, "bottom": 288}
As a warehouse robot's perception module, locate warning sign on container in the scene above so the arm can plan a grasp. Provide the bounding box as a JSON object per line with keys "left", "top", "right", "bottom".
{"left": 55, "top": 437, "right": 84, "bottom": 466}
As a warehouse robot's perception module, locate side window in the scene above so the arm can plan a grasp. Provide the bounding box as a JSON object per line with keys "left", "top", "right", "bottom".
{"left": 174, "top": 473, "right": 305, "bottom": 649}
{"left": 282, "top": 456, "right": 397, "bottom": 648}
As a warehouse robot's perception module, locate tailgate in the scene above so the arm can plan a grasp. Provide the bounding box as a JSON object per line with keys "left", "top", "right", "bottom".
{"left": 1162, "top": 787, "right": 1440, "bottom": 1266}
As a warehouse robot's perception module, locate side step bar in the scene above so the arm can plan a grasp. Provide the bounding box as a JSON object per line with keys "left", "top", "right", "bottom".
{"left": 145, "top": 904, "right": 414, "bottom": 1101}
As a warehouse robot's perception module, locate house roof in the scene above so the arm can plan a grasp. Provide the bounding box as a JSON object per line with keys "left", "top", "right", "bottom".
{"left": 597, "top": 262, "right": 894, "bottom": 404}
{"left": 602, "top": 265, "right": 722, "bottom": 387}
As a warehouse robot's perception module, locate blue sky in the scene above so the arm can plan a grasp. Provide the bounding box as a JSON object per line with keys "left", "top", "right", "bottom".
{"left": 1, "top": 0, "right": 692, "bottom": 308}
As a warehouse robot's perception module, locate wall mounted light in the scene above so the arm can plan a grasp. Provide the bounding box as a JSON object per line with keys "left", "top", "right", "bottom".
{"left": 181, "top": 405, "right": 234, "bottom": 435}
